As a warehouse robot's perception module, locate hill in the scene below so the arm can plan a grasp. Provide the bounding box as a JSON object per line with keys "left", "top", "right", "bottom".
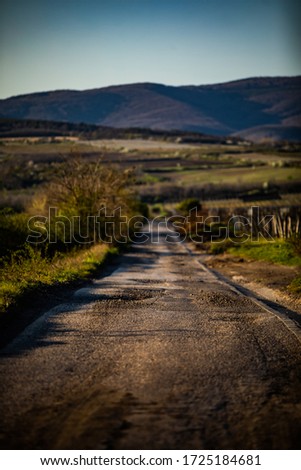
{"left": 0, "top": 118, "right": 234, "bottom": 143}
{"left": 0, "top": 77, "right": 300, "bottom": 142}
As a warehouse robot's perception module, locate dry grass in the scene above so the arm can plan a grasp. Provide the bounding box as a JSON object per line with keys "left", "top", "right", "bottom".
{"left": 0, "top": 243, "right": 116, "bottom": 314}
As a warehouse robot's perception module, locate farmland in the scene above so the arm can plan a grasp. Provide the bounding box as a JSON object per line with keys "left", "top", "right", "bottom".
{"left": 1, "top": 136, "right": 301, "bottom": 209}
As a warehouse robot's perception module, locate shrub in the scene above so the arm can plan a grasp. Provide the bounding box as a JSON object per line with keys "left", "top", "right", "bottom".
{"left": 29, "top": 157, "right": 138, "bottom": 249}
{"left": 176, "top": 198, "right": 201, "bottom": 215}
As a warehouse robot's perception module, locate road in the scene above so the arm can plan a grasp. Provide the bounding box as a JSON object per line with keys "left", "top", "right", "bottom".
{"left": 0, "top": 226, "right": 301, "bottom": 449}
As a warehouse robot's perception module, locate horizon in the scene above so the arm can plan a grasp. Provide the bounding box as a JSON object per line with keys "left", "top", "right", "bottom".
{"left": 1, "top": 0, "right": 301, "bottom": 100}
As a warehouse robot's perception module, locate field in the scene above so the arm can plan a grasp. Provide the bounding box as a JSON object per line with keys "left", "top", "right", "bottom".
{"left": 1, "top": 137, "right": 301, "bottom": 208}
{"left": 82, "top": 139, "right": 301, "bottom": 192}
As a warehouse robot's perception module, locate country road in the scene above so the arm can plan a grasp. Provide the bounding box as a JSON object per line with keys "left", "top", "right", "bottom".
{"left": 0, "top": 226, "right": 301, "bottom": 450}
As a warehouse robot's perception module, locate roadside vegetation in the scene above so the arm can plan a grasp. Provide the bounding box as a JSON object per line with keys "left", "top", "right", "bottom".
{"left": 215, "top": 233, "right": 301, "bottom": 295}
{"left": 227, "top": 237, "right": 301, "bottom": 293}
{"left": 226, "top": 238, "right": 301, "bottom": 267}
{"left": 0, "top": 243, "right": 117, "bottom": 314}
{"left": 172, "top": 194, "right": 301, "bottom": 295}
{"left": 210, "top": 238, "right": 301, "bottom": 294}
{"left": 0, "top": 155, "right": 146, "bottom": 315}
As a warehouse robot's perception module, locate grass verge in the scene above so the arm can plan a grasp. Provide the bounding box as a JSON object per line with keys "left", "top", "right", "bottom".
{"left": 210, "top": 238, "right": 301, "bottom": 295}
{"left": 0, "top": 243, "right": 118, "bottom": 315}
{"left": 227, "top": 239, "right": 301, "bottom": 267}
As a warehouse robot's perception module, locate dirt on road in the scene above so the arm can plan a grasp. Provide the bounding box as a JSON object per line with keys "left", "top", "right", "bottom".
{"left": 0, "top": 228, "right": 301, "bottom": 450}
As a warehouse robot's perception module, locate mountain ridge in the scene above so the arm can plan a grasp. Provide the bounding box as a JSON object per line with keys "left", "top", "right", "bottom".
{"left": 0, "top": 76, "right": 300, "bottom": 142}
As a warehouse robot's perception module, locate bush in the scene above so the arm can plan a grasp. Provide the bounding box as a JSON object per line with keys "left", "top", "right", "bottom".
{"left": 29, "top": 157, "right": 138, "bottom": 249}
{"left": 0, "top": 157, "right": 144, "bottom": 315}
{"left": 176, "top": 198, "right": 201, "bottom": 216}
{"left": 0, "top": 157, "right": 144, "bottom": 265}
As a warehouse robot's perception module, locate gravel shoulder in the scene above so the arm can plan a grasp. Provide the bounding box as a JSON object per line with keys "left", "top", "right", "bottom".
{"left": 203, "top": 253, "right": 301, "bottom": 316}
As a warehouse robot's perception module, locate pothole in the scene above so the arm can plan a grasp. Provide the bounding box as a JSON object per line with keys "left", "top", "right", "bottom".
{"left": 132, "top": 279, "right": 164, "bottom": 285}
{"left": 193, "top": 290, "right": 259, "bottom": 311}
{"left": 95, "top": 288, "right": 165, "bottom": 308}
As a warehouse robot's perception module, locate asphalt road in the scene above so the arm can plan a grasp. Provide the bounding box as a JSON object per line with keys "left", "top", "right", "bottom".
{"left": 1, "top": 227, "right": 301, "bottom": 449}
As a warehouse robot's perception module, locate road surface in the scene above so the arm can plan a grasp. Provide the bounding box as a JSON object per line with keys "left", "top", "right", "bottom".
{"left": 1, "top": 227, "right": 301, "bottom": 449}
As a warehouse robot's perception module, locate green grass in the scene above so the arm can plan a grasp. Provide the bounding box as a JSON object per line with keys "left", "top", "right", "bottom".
{"left": 165, "top": 166, "right": 301, "bottom": 186}
{"left": 227, "top": 239, "right": 301, "bottom": 266}
{"left": 210, "top": 238, "right": 301, "bottom": 295}
{"left": 0, "top": 243, "right": 117, "bottom": 314}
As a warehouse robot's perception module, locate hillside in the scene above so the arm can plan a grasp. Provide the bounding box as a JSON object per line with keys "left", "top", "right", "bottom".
{"left": 0, "top": 77, "right": 300, "bottom": 142}
{"left": 0, "top": 118, "right": 233, "bottom": 143}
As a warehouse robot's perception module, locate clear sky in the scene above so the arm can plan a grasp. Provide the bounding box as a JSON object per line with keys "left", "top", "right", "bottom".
{"left": 0, "top": 0, "right": 300, "bottom": 99}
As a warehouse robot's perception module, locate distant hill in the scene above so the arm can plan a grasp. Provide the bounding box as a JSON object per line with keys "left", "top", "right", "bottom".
{"left": 0, "top": 77, "right": 300, "bottom": 142}
{"left": 0, "top": 118, "right": 234, "bottom": 143}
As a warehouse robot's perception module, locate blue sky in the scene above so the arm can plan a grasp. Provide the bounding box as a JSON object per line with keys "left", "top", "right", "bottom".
{"left": 0, "top": 0, "right": 300, "bottom": 98}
